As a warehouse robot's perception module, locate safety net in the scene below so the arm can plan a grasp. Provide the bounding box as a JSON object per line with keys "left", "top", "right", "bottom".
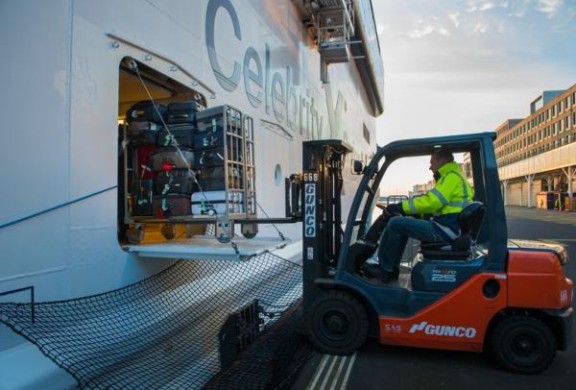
{"left": 0, "top": 251, "right": 309, "bottom": 389}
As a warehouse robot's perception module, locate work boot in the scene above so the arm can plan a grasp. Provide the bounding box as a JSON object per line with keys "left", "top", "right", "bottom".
{"left": 361, "top": 263, "right": 399, "bottom": 283}
{"left": 352, "top": 240, "right": 378, "bottom": 270}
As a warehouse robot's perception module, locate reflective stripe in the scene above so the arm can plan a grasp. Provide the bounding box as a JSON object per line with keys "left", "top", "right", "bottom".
{"left": 431, "top": 188, "right": 449, "bottom": 206}
{"left": 408, "top": 198, "right": 417, "bottom": 213}
{"left": 441, "top": 171, "right": 473, "bottom": 213}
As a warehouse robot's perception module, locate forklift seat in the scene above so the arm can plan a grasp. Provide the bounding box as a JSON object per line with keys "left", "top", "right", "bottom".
{"left": 419, "top": 202, "right": 485, "bottom": 260}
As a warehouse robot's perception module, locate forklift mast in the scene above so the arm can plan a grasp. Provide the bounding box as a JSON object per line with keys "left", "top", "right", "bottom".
{"left": 302, "top": 140, "right": 352, "bottom": 311}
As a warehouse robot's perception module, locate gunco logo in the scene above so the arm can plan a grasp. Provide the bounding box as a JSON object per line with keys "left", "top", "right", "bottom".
{"left": 304, "top": 183, "right": 316, "bottom": 237}
{"left": 409, "top": 322, "right": 477, "bottom": 338}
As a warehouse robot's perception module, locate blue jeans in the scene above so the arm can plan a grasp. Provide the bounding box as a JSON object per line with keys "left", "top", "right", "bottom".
{"left": 377, "top": 216, "right": 449, "bottom": 272}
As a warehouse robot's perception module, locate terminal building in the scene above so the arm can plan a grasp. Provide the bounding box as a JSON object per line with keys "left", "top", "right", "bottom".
{"left": 495, "top": 83, "right": 576, "bottom": 210}
{"left": 409, "top": 83, "right": 576, "bottom": 210}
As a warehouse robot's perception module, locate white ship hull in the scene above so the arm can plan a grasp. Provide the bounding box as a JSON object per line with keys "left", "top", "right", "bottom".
{"left": 0, "top": 0, "right": 383, "bottom": 387}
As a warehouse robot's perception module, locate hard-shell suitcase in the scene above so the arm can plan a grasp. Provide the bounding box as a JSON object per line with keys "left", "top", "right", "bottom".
{"left": 135, "top": 145, "right": 157, "bottom": 179}
{"left": 191, "top": 191, "right": 244, "bottom": 215}
{"left": 155, "top": 169, "right": 198, "bottom": 195}
{"left": 194, "top": 148, "right": 225, "bottom": 169}
{"left": 126, "top": 101, "right": 167, "bottom": 124}
{"left": 151, "top": 147, "right": 194, "bottom": 171}
{"left": 197, "top": 166, "right": 225, "bottom": 191}
{"left": 157, "top": 124, "right": 195, "bottom": 147}
{"left": 196, "top": 106, "right": 242, "bottom": 133}
{"left": 195, "top": 166, "right": 243, "bottom": 190}
{"left": 167, "top": 101, "right": 202, "bottom": 124}
{"left": 194, "top": 129, "right": 224, "bottom": 148}
{"left": 197, "top": 176, "right": 226, "bottom": 191}
{"left": 126, "top": 122, "right": 162, "bottom": 145}
{"left": 132, "top": 179, "right": 154, "bottom": 216}
{"left": 153, "top": 194, "right": 191, "bottom": 217}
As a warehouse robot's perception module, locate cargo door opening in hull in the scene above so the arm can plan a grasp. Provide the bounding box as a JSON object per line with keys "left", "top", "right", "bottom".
{"left": 117, "top": 57, "right": 301, "bottom": 260}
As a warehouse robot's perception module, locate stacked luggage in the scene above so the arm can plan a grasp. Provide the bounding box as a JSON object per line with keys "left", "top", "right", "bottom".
{"left": 192, "top": 106, "right": 245, "bottom": 216}
{"left": 125, "top": 101, "right": 165, "bottom": 216}
{"left": 123, "top": 100, "right": 251, "bottom": 219}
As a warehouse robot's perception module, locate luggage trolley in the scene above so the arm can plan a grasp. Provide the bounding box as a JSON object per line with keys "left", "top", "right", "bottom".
{"left": 121, "top": 103, "right": 258, "bottom": 244}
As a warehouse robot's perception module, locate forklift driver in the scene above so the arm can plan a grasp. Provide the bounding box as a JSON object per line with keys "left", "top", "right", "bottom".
{"left": 362, "top": 149, "right": 474, "bottom": 283}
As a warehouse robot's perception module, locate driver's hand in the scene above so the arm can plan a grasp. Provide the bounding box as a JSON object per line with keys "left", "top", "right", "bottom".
{"left": 386, "top": 202, "right": 404, "bottom": 216}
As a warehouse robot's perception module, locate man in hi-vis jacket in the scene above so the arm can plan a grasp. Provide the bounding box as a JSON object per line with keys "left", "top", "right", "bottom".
{"left": 362, "top": 148, "right": 474, "bottom": 283}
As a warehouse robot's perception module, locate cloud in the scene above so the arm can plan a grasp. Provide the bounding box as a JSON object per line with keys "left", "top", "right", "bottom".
{"left": 466, "top": 0, "right": 496, "bottom": 12}
{"left": 473, "top": 21, "right": 489, "bottom": 33}
{"left": 535, "top": 0, "right": 563, "bottom": 17}
{"left": 407, "top": 17, "right": 451, "bottom": 38}
{"left": 479, "top": 2, "right": 496, "bottom": 11}
{"left": 448, "top": 12, "right": 461, "bottom": 27}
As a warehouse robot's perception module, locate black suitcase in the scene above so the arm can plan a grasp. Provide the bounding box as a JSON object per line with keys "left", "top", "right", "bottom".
{"left": 155, "top": 169, "right": 198, "bottom": 195}
{"left": 151, "top": 147, "right": 194, "bottom": 171}
{"left": 197, "top": 176, "right": 226, "bottom": 191}
{"left": 197, "top": 166, "right": 225, "bottom": 191}
{"left": 196, "top": 105, "right": 242, "bottom": 133}
{"left": 194, "top": 148, "right": 225, "bottom": 169}
{"left": 153, "top": 194, "right": 191, "bottom": 217}
{"left": 132, "top": 179, "right": 154, "bottom": 216}
{"left": 167, "top": 101, "right": 202, "bottom": 124}
{"left": 158, "top": 124, "right": 195, "bottom": 147}
{"left": 127, "top": 121, "right": 162, "bottom": 145}
{"left": 126, "top": 101, "right": 167, "bottom": 124}
{"left": 194, "top": 129, "right": 225, "bottom": 148}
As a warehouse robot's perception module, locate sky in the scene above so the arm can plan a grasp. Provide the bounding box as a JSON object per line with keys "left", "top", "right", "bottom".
{"left": 371, "top": 0, "right": 576, "bottom": 193}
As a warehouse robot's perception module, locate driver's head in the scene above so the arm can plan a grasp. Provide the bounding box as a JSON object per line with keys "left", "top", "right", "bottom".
{"left": 429, "top": 149, "right": 454, "bottom": 174}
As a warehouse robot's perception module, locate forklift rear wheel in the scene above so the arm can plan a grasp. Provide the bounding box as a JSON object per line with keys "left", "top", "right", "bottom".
{"left": 308, "top": 290, "right": 368, "bottom": 355}
{"left": 490, "top": 315, "right": 556, "bottom": 374}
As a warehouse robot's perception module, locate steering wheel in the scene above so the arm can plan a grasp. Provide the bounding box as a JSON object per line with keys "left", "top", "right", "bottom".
{"left": 375, "top": 202, "right": 392, "bottom": 217}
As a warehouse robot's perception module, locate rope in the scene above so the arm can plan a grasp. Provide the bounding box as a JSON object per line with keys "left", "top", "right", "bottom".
{"left": 0, "top": 185, "right": 117, "bottom": 230}
{"left": 256, "top": 201, "right": 287, "bottom": 241}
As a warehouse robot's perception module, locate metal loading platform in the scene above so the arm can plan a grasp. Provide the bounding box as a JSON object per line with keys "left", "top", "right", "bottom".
{"left": 124, "top": 235, "right": 299, "bottom": 262}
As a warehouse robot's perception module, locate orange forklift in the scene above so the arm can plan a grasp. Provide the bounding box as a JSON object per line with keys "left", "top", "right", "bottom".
{"left": 300, "top": 132, "right": 573, "bottom": 374}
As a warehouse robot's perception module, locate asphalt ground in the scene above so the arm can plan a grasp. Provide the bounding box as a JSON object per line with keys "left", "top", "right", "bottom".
{"left": 291, "top": 206, "right": 576, "bottom": 390}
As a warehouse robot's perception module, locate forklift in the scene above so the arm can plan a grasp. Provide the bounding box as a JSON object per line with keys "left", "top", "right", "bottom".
{"left": 300, "top": 132, "right": 573, "bottom": 374}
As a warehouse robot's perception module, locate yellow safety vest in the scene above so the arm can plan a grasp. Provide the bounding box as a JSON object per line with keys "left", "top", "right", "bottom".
{"left": 401, "top": 161, "right": 474, "bottom": 216}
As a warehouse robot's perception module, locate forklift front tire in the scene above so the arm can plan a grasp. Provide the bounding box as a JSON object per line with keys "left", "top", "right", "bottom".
{"left": 307, "top": 290, "right": 369, "bottom": 355}
{"left": 490, "top": 315, "right": 556, "bottom": 374}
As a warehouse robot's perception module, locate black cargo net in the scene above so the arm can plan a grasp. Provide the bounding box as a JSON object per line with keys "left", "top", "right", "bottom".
{"left": 0, "top": 252, "right": 307, "bottom": 389}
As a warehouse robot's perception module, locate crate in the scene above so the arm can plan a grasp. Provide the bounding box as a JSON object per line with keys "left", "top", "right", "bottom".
{"left": 123, "top": 105, "right": 257, "bottom": 239}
